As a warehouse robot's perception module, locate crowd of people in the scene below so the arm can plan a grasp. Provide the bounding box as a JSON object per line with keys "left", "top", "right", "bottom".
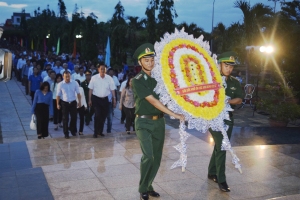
{"left": 10, "top": 49, "right": 138, "bottom": 139}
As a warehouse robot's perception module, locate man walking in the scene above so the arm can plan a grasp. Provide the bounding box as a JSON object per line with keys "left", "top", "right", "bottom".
{"left": 88, "top": 64, "right": 116, "bottom": 138}
{"left": 132, "top": 43, "right": 184, "bottom": 200}
{"left": 56, "top": 71, "right": 81, "bottom": 139}
{"left": 22, "top": 59, "right": 31, "bottom": 95}
{"left": 81, "top": 70, "right": 93, "bottom": 125}
{"left": 207, "top": 52, "right": 243, "bottom": 192}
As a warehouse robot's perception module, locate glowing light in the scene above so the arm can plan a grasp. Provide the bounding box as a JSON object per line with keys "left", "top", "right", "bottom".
{"left": 210, "top": 137, "right": 214, "bottom": 142}
{"left": 259, "top": 46, "right": 266, "bottom": 52}
{"left": 266, "top": 46, "right": 274, "bottom": 54}
{"left": 76, "top": 34, "right": 82, "bottom": 38}
{"left": 260, "top": 46, "right": 274, "bottom": 54}
{"left": 260, "top": 145, "right": 266, "bottom": 149}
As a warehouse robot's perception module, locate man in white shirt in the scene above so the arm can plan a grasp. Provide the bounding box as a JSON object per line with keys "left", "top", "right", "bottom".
{"left": 41, "top": 64, "right": 52, "bottom": 79}
{"left": 52, "top": 61, "right": 63, "bottom": 74}
{"left": 17, "top": 54, "right": 26, "bottom": 82}
{"left": 56, "top": 71, "right": 81, "bottom": 139}
{"left": 88, "top": 64, "right": 116, "bottom": 138}
{"left": 73, "top": 67, "right": 86, "bottom": 83}
{"left": 108, "top": 68, "right": 120, "bottom": 100}
{"left": 60, "top": 63, "right": 71, "bottom": 75}
{"left": 71, "top": 65, "right": 79, "bottom": 80}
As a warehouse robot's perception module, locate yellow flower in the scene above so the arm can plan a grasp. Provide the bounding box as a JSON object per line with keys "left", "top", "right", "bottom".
{"left": 160, "top": 38, "right": 225, "bottom": 120}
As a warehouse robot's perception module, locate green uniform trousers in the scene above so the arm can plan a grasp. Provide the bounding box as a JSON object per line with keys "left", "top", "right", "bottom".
{"left": 208, "top": 117, "right": 234, "bottom": 183}
{"left": 85, "top": 106, "right": 94, "bottom": 124}
{"left": 135, "top": 117, "right": 165, "bottom": 193}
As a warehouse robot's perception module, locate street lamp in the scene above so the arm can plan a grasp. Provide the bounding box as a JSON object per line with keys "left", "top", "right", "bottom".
{"left": 259, "top": 45, "right": 274, "bottom": 54}
{"left": 76, "top": 34, "right": 82, "bottom": 38}
{"left": 211, "top": 0, "right": 216, "bottom": 53}
{"left": 245, "top": 45, "right": 274, "bottom": 114}
{"left": 46, "top": 34, "right": 50, "bottom": 38}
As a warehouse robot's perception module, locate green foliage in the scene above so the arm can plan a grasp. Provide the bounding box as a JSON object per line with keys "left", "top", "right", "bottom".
{"left": 257, "top": 71, "right": 300, "bottom": 122}
{"left": 145, "top": 0, "right": 158, "bottom": 44}
{"left": 110, "top": 1, "right": 127, "bottom": 66}
{"left": 157, "top": 0, "right": 178, "bottom": 38}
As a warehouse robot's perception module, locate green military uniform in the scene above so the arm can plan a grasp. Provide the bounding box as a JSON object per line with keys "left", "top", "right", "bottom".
{"left": 132, "top": 44, "right": 165, "bottom": 194}
{"left": 208, "top": 52, "right": 243, "bottom": 184}
{"left": 81, "top": 71, "right": 94, "bottom": 124}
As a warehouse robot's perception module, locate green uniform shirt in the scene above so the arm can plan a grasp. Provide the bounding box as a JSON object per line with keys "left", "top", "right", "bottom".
{"left": 225, "top": 76, "right": 243, "bottom": 109}
{"left": 81, "top": 80, "right": 90, "bottom": 102}
{"left": 132, "top": 70, "right": 162, "bottom": 115}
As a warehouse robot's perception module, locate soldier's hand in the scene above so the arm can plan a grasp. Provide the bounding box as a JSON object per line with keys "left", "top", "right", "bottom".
{"left": 174, "top": 113, "right": 185, "bottom": 121}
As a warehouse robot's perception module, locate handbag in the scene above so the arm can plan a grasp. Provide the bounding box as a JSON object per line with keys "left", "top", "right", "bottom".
{"left": 30, "top": 114, "right": 37, "bottom": 130}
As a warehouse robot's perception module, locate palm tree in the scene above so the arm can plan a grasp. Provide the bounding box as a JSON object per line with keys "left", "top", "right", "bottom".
{"left": 234, "top": 0, "right": 273, "bottom": 83}
{"left": 177, "top": 22, "right": 206, "bottom": 38}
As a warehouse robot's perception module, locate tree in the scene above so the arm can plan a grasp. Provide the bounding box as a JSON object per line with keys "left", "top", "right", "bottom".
{"left": 177, "top": 22, "right": 208, "bottom": 39}
{"left": 110, "top": 1, "right": 127, "bottom": 66}
{"left": 145, "top": 0, "right": 159, "bottom": 43}
{"left": 81, "top": 16, "right": 98, "bottom": 61}
{"left": 234, "top": 0, "right": 273, "bottom": 83}
{"left": 58, "top": 0, "right": 67, "bottom": 19}
{"left": 157, "top": 0, "right": 178, "bottom": 39}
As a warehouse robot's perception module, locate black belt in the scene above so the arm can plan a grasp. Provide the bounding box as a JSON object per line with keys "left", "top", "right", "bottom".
{"left": 228, "top": 111, "right": 233, "bottom": 117}
{"left": 136, "top": 113, "right": 164, "bottom": 120}
{"left": 93, "top": 95, "right": 108, "bottom": 99}
{"left": 62, "top": 100, "right": 76, "bottom": 104}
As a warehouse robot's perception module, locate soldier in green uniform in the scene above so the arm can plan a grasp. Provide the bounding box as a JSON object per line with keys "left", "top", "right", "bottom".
{"left": 208, "top": 51, "right": 243, "bottom": 192}
{"left": 80, "top": 70, "right": 94, "bottom": 125}
{"left": 132, "top": 43, "right": 185, "bottom": 200}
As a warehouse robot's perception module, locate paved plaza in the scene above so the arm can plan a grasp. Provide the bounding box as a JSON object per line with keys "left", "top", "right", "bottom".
{"left": 0, "top": 79, "right": 300, "bottom": 200}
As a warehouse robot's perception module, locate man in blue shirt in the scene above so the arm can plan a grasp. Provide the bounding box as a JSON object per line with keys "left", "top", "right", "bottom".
{"left": 22, "top": 60, "right": 31, "bottom": 95}
{"left": 68, "top": 58, "right": 76, "bottom": 71}
{"left": 56, "top": 71, "right": 81, "bottom": 139}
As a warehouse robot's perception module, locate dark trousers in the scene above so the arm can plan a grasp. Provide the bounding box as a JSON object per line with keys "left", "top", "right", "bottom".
{"left": 30, "top": 91, "right": 36, "bottom": 104}
{"left": 35, "top": 103, "right": 49, "bottom": 137}
{"left": 135, "top": 117, "right": 165, "bottom": 193}
{"left": 121, "top": 105, "right": 126, "bottom": 122}
{"left": 123, "top": 106, "right": 135, "bottom": 131}
{"left": 17, "top": 69, "right": 22, "bottom": 81}
{"left": 106, "top": 102, "right": 113, "bottom": 133}
{"left": 208, "top": 117, "right": 234, "bottom": 183}
{"left": 85, "top": 106, "right": 94, "bottom": 123}
{"left": 92, "top": 95, "right": 109, "bottom": 135}
{"left": 61, "top": 100, "right": 77, "bottom": 136}
{"left": 53, "top": 99, "right": 62, "bottom": 125}
{"left": 22, "top": 76, "right": 29, "bottom": 94}
{"left": 77, "top": 106, "right": 85, "bottom": 132}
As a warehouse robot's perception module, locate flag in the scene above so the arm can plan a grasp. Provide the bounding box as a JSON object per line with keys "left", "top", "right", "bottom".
{"left": 20, "top": 38, "right": 23, "bottom": 47}
{"left": 56, "top": 38, "right": 60, "bottom": 55}
{"left": 105, "top": 37, "right": 110, "bottom": 67}
{"left": 72, "top": 39, "right": 76, "bottom": 58}
{"left": 31, "top": 40, "right": 34, "bottom": 50}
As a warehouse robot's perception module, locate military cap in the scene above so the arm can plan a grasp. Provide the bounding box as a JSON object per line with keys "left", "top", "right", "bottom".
{"left": 84, "top": 70, "right": 92, "bottom": 75}
{"left": 133, "top": 43, "right": 155, "bottom": 60}
{"left": 218, "top": 51, "right": 237, "bottom": 65}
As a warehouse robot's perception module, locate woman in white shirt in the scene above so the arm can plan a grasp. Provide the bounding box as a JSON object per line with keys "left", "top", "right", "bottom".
{"left": 119, "top": 77, "right": 135, "bottom": 134}
{"left": 50, "top": 74, "right": 63, "bottom": 130}
{"left": 75, "top": 79, "right": 87, "bottom": 135}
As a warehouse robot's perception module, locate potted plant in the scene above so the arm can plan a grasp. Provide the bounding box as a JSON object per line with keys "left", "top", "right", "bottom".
{"left": 257, "top": 71, "right": 300, "bottom": 127}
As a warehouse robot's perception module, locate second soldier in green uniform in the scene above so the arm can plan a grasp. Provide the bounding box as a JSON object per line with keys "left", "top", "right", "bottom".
{"left": 81, "top": 70, "right": 94, "bottom": 125}
{"left": 132, "top": 43, "right": 185, "bottom": 200}
{"left": 207, "top": 52, "right": 243, "bottom": 192}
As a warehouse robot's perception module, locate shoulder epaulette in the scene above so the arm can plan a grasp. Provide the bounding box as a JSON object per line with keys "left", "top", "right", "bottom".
{"left": 135, "top": 74, "right": 143, "bottom": 80}
{"left": 230, "top": 76, "right": 239, "bottom": 81}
